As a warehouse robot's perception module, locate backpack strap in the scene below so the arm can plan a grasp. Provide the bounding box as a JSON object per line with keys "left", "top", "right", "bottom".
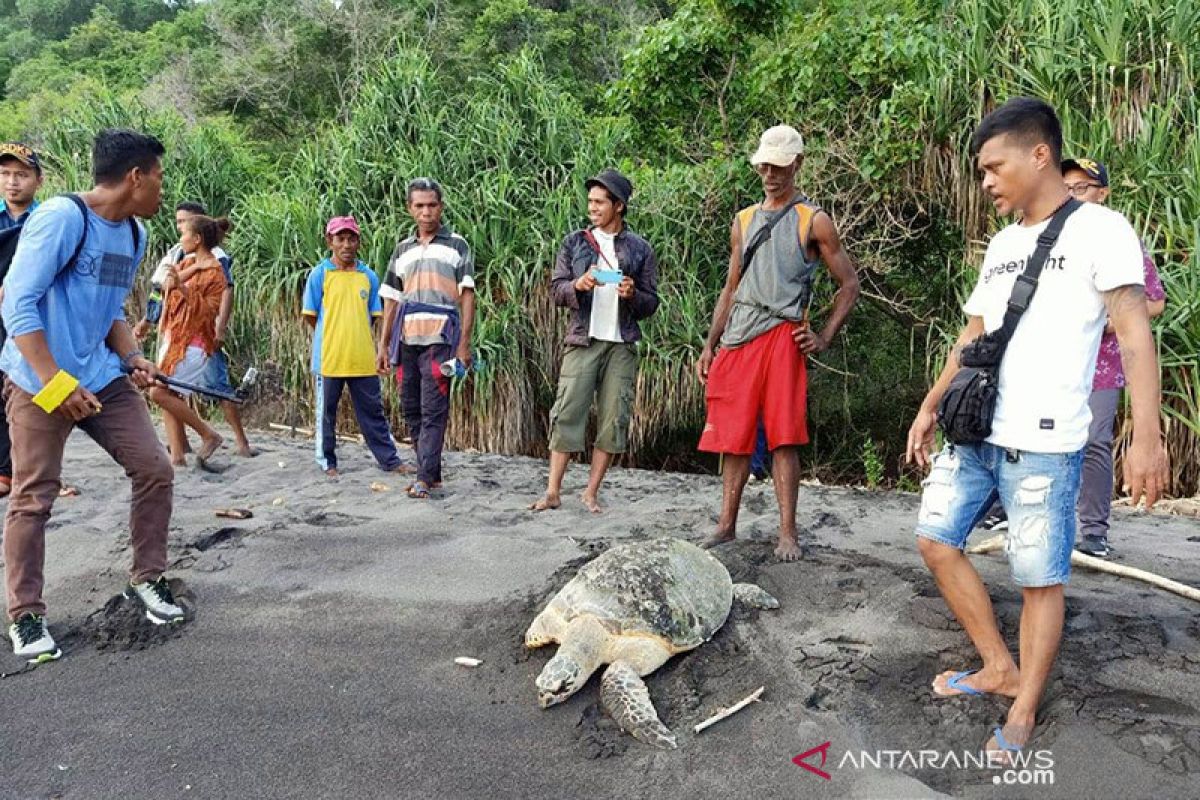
{"left": 61, "top": 194, "right": 90, "bottom": 276}
{"left": 59, "top": 194, "right": 141, "bottom": 276}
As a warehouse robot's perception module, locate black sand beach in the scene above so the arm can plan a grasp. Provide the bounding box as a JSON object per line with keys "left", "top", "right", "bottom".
{"left": 2, "top": 427, "right": 1198, "bottom": 799}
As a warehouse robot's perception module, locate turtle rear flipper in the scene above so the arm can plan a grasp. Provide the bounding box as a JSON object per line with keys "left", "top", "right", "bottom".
{"left": 732, "top": 582, "right": 780, "bottom": 609}
{"left": 600, "top": 661, "right": 676, "bottom": 749}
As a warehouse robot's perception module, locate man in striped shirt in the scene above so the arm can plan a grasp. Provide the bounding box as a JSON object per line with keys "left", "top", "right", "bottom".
{"left": 378, "top": 178, "right": 476, "bottom": 499}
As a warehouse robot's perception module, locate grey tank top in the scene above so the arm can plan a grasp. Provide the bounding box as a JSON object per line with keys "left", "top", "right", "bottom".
{"left": 721, "top": 201, "right": 820, "bottom": 347}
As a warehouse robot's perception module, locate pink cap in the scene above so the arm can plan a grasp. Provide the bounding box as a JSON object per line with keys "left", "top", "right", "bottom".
{"left": 325, "top": 215, "right": 360, "bottom": 236}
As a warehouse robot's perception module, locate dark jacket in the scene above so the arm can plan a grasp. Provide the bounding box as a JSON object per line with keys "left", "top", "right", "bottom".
{"left": 550, "top": 226, "right": 659, "bottom": 346}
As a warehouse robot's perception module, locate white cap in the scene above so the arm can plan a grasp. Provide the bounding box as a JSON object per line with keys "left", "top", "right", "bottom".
{"left": 750, "top": 125, "right": 805, "bottom": 167}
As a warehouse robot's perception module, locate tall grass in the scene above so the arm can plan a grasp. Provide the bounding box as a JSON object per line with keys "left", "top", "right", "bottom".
{"left": 7, "top": 0, "right": 1198, "bottom": 494}
{"left": 915, "top": 0, "right": 1200, "bottom": 494}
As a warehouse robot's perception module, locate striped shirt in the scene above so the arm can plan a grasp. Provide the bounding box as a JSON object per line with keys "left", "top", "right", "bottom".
{"left": 381, "top": 225, "right": 474, "bottom": 346}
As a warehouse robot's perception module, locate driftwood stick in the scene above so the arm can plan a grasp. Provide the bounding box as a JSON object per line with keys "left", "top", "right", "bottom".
{"left": 267, "top": 422, "right": 362, "bottom": 444}
{"left": 966, "top": 534, "right": 1005, "bottom": 555}
{"left": 968, "top": 534, "right": 1200, "bottom": 603}
{"left": 693, "top": 686, "right": 765, "bottom": 734}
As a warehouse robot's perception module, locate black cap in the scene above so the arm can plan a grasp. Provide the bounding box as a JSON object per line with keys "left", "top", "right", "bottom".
{"left": 1061, "top": 157, "right": 1108, "bottom": 187}
{"left": 585, "top": 168, "right": 633, "bottom": 206}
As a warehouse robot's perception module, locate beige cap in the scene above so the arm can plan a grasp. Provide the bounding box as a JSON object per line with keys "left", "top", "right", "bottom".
{"left": 750, "top": 125, "right": 804, "bottom": 166}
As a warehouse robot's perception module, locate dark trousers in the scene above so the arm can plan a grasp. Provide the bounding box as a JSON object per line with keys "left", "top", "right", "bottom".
{"left": 750, "top": 420, "right": 769, "bottom": 476}
{"left": 0, "top": 372, "right": 11, "bottom": 480}
{"left": 316, "top": 375, "right": 400, "bottom": 471}
{"left": 399, "top": 343, "right": 452, "bottom": 485}
{"left": 1078, "top": 388, "right": 1120, "bottom": 540}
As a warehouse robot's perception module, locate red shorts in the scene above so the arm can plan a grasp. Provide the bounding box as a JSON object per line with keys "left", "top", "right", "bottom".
{"left": 698, "top": 322, "right": 808, "bottom": 454}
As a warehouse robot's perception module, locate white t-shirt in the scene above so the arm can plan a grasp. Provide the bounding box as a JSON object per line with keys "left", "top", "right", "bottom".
{"left": 588, "top": 228, "right": 622, "bottom": 343}
{"left": 963, "top": 202, "right": 1144, "bottom": 452}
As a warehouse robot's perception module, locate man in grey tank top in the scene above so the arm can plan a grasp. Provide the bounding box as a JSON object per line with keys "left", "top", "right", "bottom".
{"left": 696, "top": 125, "right": 860, "bottom": 561}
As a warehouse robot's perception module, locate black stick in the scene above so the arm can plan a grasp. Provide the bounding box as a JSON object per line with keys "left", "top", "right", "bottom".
{"left": 122, "top": 364, "right": 246, "bottom": 404}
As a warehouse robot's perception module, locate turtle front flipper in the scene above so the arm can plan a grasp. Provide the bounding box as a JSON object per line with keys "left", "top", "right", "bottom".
{"left": 600, "top": 661, "right": 676, "bottom": 749}
{"left": 732, "top": 582, "right": 780, "bottom": 610}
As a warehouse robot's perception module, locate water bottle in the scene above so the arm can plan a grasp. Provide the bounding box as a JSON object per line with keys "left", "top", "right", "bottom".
{"left": 439, "top": 358, "right": 467, "bottom": 378}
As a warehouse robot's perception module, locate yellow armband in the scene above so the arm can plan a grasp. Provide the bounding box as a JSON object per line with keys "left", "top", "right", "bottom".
{"left": 32, "top": 370, "right": 80, "bottom": 414}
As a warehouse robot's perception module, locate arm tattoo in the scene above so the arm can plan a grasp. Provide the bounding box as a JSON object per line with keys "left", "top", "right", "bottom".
{"left": 1104, "top": 284, "right": 1148, "bottom": 371}
{"left": 1103, "top": 283, "right": 1147, "bottom": 319}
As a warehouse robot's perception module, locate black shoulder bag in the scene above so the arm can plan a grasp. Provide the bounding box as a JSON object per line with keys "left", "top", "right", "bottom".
{"left": 936, "top": 198, "right": 1081, "bottom": 445}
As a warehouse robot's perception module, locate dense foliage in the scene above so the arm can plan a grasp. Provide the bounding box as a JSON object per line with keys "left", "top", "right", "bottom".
{"left": 2, "top": 0, "right": 1196, "bottom": 493}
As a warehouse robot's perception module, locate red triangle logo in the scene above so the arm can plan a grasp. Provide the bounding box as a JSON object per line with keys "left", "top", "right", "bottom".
{"left": 792, "top": 741, "right": 832, "bottom": 780}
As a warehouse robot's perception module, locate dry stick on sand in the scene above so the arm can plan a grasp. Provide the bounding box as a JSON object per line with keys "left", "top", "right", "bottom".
{"left": 693, "top": 686, "right": 765, "bottom": 734}
{"left": 968, "top": 534, "right": 1200, "bottom": 603}
{"left": 267, "top": 422, "right": 363, "bottom": 444}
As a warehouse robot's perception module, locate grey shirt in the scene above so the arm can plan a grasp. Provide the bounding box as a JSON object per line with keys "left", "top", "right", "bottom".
{"left": 721, "top": 201, "right": 821, "bottom": 347}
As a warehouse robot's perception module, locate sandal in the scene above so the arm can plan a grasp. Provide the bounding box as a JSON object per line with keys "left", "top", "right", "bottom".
{"left": 407, "top": 480, "right": 431, "bottom": 499}
{"left": 936, "top": 670, "right": 985, "bottom": 698}
{"left": 988, "top": 726, "right": 1025, "bottom": 767}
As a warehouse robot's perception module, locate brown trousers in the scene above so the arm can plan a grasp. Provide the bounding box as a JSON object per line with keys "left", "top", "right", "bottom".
{"left": 3, "top": 377, "right": 174, "bottom": 621}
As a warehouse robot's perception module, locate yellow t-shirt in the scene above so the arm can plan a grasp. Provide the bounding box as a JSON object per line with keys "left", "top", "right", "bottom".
{"left": 302, "top": 260, "right": 382, "bottom": 377}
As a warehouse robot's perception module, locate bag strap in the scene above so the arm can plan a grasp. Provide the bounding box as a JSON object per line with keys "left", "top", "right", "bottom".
{"left": 991, "top": 197, "right": 1082, "bottom": 347}
{"left": 59, "top": 194, "right": 141, "bottom": 276}
{"left": 582, "top": 228, "right": 617, "bottom": 271}
{"left": 739, "top": 195, "right": 803, "bottom": 282}
{"left": 61, "top": 194, "right": 90, "bottom": 276}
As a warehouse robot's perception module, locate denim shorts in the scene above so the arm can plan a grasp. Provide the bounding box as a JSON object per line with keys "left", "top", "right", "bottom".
{"left": 199, "top": 350, "right": 234, "bottom": 395}
{"left": 915, "top": 442, "right": 1083, "bottom": 587}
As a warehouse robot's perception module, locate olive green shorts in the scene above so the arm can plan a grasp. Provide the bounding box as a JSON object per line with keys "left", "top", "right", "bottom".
{"left": 548, "top": 341, "right": 639, "bottom": 454}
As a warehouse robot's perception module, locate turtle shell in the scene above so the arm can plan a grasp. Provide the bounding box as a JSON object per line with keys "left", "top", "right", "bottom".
{"left": 550, "top": 538, "right": 733, "bottom": 651}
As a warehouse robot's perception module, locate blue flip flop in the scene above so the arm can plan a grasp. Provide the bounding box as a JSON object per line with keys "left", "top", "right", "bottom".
{"left": 990, "top": 726, "right": 1024, "bottom": 765}
{"left": 992, "top": 727, "right": 1022, "bottom": 752}
{"left": 941, "top": 669, "right": 985, "bottom": 696}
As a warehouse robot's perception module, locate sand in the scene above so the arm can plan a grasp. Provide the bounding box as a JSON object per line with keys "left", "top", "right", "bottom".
{"left": 1, "top": 425, "right": 1198, "bottom": 799}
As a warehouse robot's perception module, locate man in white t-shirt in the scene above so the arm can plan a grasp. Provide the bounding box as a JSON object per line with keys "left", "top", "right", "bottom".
{"left": 904, "top": 97, "right": 1168, "bottom": 762}
{"left": 530, "top": 170, "right": 660, "bottom": 513}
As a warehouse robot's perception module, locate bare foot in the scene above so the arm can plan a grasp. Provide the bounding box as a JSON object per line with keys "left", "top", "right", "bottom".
{"left": 581, "top": 492, "right": 602, "bottom": 514}
{"left": 700, "top": 530, "right": 736, "bottom": 549}
{"left": 197, "top": 434, "right": 224, "bottom": 462}
{"left": 774, "top": 534, "right": 803, "bottom": 562}
{"left": 235, "top": 445, "right": 260, "bottom": 458}
{"left": 932, "top": 665, "right": 1020, "bottom": 698}
{"left": 529, "top": 493, "right": 561, "bottom": 512}
{"left": 325, "top": 467, "right": 339, "bottom": 477}
{"left": 389, "top": 464, "right": 417, "bottom": 475}
{"left": 170, "top": 459, "right": 187, "bottom": 468}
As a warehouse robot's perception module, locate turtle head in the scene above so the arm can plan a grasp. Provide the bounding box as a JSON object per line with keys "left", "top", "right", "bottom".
{"left": 536, "top": 653, "right": 587, "bottom": 708}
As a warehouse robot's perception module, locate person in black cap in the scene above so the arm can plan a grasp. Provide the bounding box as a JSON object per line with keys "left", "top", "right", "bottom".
{"left": 0, "top": 143, "right": 43, "bottom": 230}
{"left": 0, "top": 142, "right": 45, "bottom": 498}
{"left": 530, "top": 168, "right": 659, "bottom": 513}
{"left": 1063, "top": 157, "right": 1166, "bottom": 557}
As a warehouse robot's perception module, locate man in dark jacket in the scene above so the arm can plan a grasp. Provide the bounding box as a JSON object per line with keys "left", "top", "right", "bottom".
{"left": 530, "top": 169, "right": 659, "bottom": 513}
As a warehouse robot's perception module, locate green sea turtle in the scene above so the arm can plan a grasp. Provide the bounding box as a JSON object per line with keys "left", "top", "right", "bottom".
{"left": 525, "top": 537, "right": 779, "bottom": 748}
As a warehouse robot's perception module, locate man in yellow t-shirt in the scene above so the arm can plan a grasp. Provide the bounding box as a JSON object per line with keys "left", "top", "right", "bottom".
{"left": 302, "top": 216, "right": 408, "bottom": 476}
